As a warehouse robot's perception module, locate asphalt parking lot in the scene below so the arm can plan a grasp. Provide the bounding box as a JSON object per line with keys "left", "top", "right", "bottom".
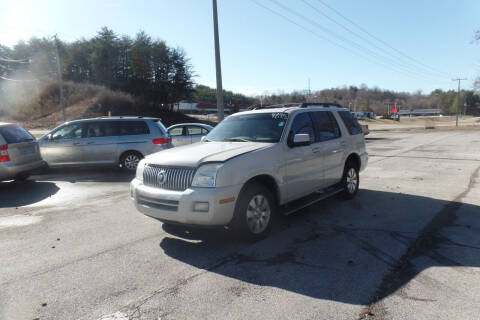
{"left": 1, "top": 130, "right": 479, "bottom": 320}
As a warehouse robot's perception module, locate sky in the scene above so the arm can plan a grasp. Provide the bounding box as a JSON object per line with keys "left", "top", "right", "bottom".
{"left": 0, "top": 0, "right": 479, "bottom": 96}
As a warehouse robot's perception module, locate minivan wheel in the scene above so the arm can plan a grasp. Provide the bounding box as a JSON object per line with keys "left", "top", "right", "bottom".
{"left": 120, "top": 152, "right": 142, "bottom": 171}
{"left": 231, "top": 182, "right": 275, "bottom": 241}
{"left": 339, "top": 162, "right": 359, "bottom": 199}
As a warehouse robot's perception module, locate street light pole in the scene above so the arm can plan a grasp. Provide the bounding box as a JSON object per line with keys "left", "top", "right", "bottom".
{"left": 212, "top": 0, "right": 224, "bottom": 121}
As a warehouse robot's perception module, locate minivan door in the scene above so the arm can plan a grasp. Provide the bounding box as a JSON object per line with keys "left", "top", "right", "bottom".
{"left": 39, "top": 123, "right": 85, "bottom": 166}
{"left": 81, "top": 121, "right": 119, "bottom": 165}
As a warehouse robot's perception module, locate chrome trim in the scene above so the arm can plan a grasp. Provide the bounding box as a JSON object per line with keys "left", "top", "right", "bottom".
{"left": 143, "top": 165, "right": 196, "bottom": 191}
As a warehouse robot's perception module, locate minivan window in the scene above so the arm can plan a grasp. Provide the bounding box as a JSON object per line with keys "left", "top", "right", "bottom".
{"left": 52, "top": 123, "right": 83, "bottom": 140}
{"left": 169, "top": 127, "right": 184, "bottom": 136}
{"left": 0, "top": 125, "right": 35, "bottom": 143}
{"left": 119, "top": 121, "right": 150, "bottom": 135}
{"left": 84, "top": 121, "right": 123, "bottom": 137}
{"left": 288, "top": 112, "right": 315, "bottom": 143}
{"left": 310, "top": 111, "right": 341, "bottom": 142}
{"left": 338, "top": 111, "right": 363, "bottom": 135}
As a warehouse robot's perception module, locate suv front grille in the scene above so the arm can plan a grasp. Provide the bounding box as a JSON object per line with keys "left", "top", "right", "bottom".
{"left": 143, "top": 165, "right": 196, "bottom": 191}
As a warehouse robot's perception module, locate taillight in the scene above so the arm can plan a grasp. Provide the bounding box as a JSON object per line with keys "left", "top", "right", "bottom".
{"left": 152, "top": 138, "right": 170, "bottom": 145}
{"left": 0, "top": 144, "right": 10, "bottom": 162}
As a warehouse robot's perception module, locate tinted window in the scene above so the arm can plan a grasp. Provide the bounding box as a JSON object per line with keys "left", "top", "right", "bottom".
{"left": 85, "top": 121, "right": 120, "bottom": 137}
{"left": 310, "top": 111, "right": 341, "bottom": 142}
{"left": 187, "top": 126, "right": 208, "bottom": 135}
{"left": 338, "top": 111, "right": 362, "bottom": 135}
{"left": 119, "top": 121, "right": 149, "bottom": 136}
{"left": 52, "top": 123, "right": 83, "bottom": 140}
{"left": 0, "top": 125, "right": 35, "bottom": 143}
{"left": 288, "top": 112, "right": 315, "bottom": 143}
{"left": 169, "top": 127, "right": 184, "bottom": 136}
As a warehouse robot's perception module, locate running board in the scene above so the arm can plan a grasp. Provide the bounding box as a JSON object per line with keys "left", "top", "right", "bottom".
{"left": 281, "top": 187, "right": 344, "bottom": 215}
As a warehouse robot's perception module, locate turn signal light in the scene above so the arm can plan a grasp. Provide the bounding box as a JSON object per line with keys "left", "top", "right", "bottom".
{"left": 0, "top": 144, "right": 10, "bottom": 162}
{"left": 152, "top": 138, "right": 170, "bottom": 145}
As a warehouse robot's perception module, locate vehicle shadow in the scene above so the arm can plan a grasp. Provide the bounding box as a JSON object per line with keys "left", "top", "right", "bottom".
{"left": 33, "top": 167, "right": 135, "bottom": 183}
{"left": 159, "top": 189, "right": 480, "bottom": 305}
{"left": 0, "top": 180, "right": 59, "bottom": 207}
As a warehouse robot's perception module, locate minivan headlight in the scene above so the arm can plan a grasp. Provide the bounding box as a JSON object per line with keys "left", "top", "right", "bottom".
{"left": 136, "top": 159, "right": 146, "bottom": 181}
{"left": 191, "top": 163, "right": 223, "bottom": 188}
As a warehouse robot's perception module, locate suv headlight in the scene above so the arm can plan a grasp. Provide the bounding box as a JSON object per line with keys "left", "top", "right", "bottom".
{"left": 191, "top": 163, "right": 223, "bottom": 188}
{"left": 136, "top": 159, "right": 146, "bottom": 181}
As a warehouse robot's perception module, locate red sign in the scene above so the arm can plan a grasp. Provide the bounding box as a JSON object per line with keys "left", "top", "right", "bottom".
{"left": 391, "top": 108, "right": 398, "bottom": 113}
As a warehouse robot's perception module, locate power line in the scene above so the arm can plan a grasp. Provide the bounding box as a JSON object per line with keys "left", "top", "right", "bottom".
{"left": 251, "top": 0, "right": 445, "bottom": 84}
{"left": 313, "top": 0, "right": 452, "bottom": 78}
{"left": 268, "top": 0, "right": 445, "bottom": 82}
{"left": 300, "top": 0, "right": 449, "bottom": 79}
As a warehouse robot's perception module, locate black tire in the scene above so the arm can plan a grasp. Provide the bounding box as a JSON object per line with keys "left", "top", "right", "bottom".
{"left": 120, "top": 151, "right": 142, "bottom": 172}
{"left": 339, "top": 162, "right": 359, "bottom": 199}
{"left": 230, "top": 182, "right": 276, "bottom": 241}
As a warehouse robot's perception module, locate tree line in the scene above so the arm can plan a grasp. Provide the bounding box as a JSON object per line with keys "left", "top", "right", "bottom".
{"left": 0, "top": 27, "right": 193, "bottom": 106}
{"left": 258, "top": 85, "right": 480, "bottom": 116}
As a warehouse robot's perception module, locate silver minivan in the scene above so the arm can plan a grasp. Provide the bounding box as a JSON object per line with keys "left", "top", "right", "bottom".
{"left": 0, "top": 123, "right": 46, "bottom": 181}
{"left": 38, "top": 117, "right": 171, "bottom": 171}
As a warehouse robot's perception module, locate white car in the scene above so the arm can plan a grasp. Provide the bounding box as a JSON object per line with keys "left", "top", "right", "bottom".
{"left": 167, "top": 123, "right": 213, "bottom": 147}
{"left": 131, "top": 104, "right": 368, "bottom": 239}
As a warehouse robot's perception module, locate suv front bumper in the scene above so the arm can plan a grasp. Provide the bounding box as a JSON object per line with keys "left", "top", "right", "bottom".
{"left": 130, "top": 178, "right": 242, "bottom": 226}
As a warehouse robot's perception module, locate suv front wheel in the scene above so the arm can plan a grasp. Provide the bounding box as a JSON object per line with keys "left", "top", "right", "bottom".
{"left": 231, "top": 182, "right": 275, "bottom": 240}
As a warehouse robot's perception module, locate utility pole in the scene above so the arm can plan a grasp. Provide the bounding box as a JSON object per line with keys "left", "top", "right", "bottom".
{"left": 53, "top": 35, "right": 66, "bottom": 122}
{"left": 452, "top": 78, "right": 467, "bottom": 127}
{"left": 308, "top": 78, "right": 311, "bottom": 102}
{"left": 212, "top": 0, "right": 224, "bottom": 121}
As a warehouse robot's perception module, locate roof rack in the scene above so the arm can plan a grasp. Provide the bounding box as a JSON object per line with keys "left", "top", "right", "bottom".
{"left": 252, "top": 103, "right": 301, "bottom": 110}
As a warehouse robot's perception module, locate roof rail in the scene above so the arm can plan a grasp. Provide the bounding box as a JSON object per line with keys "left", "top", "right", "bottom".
{"left": 252, "top": 103, "right": 301, "bottom": 110}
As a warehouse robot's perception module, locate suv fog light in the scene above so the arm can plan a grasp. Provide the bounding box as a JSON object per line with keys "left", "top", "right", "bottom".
{"left": 193, "top": 202, "right": 209, "bottom": 212}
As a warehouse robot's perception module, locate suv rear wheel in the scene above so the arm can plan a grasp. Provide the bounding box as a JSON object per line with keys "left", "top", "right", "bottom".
{"left": 339, "top": 162, "right": 359, "bottom": 199}
{"left": 120, "top": 151, "right": 142, "bottom": 171}
{"left": 231, "top": 182, "right": 275, "bottom": 241}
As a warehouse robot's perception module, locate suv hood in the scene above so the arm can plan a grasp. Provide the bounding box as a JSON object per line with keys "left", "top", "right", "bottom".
{"left": 145, "top": 141, "right": 272, "bottom": 167}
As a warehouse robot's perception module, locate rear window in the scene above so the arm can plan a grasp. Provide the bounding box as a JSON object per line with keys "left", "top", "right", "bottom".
{"left": 0, "top": 125, "right": 35, "bottom": 143}
{"left": 338, "top": 111, "right": 363, "bottom": 135}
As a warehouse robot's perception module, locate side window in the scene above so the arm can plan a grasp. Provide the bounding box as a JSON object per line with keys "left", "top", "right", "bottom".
{"left": 52, "top": 123, "right": 83, "bottom": 140}
{"left": 169, "top": 127, "right": 184, "bottom": 136}
{"left": 288, "top": 112, "right": 315, "bottom": 144}
{"left": 201, "top": 128, "right": 209, "bottom": 135}
{"left": 311, "top": 111, "right": 341, "bottom": 142}
{"left": 120, "top": 121, "right": 150, "bottom": 136}
{"left": 338, "top": 111, "right": 362, "bottom": 135}
{"left": 85, "top": 122, "right": 120, "bottom": 137}
{"left": 187, "top": 126, "right": 203, "bottom": 135}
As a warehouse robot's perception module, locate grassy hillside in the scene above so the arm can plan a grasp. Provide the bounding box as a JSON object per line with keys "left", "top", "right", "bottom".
{"left": 1, "top": 81, "right": 206, "bottom": 129}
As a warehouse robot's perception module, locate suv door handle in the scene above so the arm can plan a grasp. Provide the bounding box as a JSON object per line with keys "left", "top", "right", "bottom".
{"left": 340, "top": 141, "right": 347, "bottom": 147}
{"left": 87, "top": 141, "right": 95, "bottom": 144}
{"left": 312, "top": 147, "right": 321, "bottom": 153}
{"left": 72, "top": 142, "right": 81, "bottom": 145}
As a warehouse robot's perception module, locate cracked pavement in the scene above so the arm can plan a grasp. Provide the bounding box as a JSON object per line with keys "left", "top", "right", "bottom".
{"left": 1, "top": 130, "right": 479, "bottom": 320}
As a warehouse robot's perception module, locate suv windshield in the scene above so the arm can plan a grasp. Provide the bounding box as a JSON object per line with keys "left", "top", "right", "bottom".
{"left": 206, "top": 112, "right": 288, "bottom": 143}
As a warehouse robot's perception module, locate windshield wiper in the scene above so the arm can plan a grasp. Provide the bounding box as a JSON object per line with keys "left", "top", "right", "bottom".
{"left": 223, "top": 138, "right": 251, "bottom": 142}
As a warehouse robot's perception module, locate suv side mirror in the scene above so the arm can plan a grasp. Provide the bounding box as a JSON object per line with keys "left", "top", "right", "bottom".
{"left": 200, "top": 136, "right": 206, "bottom": 142}
{"left": 46, "top": 133, "right": 53, "bottom": 141}
{"left": 292, "top": 133, "right": 310, "bottom": 147}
